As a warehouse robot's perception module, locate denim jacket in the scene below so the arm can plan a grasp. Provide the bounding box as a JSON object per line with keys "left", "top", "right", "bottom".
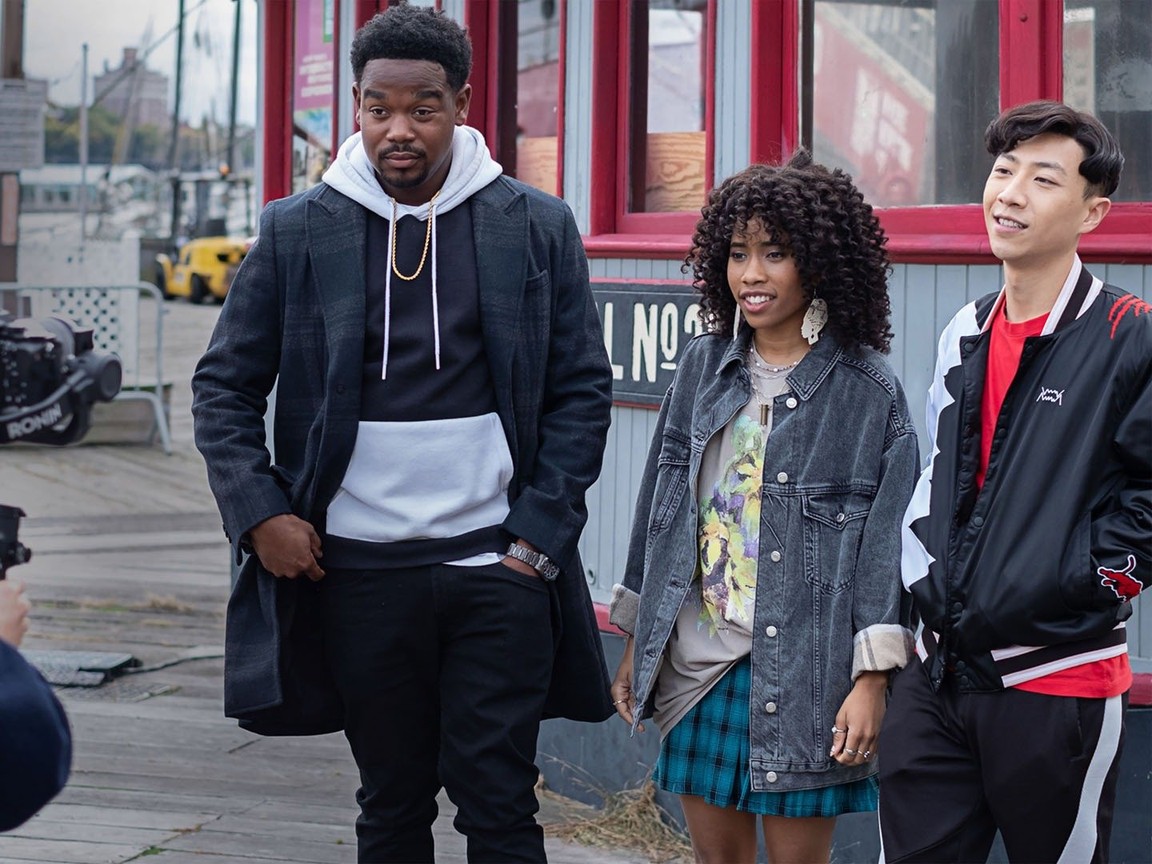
{"left": 610, "top": 330, "right": 919, "bottom": 791}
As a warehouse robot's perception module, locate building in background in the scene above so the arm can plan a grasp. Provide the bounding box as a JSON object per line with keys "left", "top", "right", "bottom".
{"left": 253, "top": 2, "right": 1151, "bottom": 857}
{"left": 93, "top": 47, "right": 169, "bottom": 128}
{"left": 18, "top": 163, "right": 157, "bottom": 213}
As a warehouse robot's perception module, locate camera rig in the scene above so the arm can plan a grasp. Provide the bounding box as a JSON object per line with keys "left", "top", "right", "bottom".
{"left": 1, "top": 312, "right": 122, "bottom": 446}
{"left": 0, "top": 310, "right": 123, "bottom": 578}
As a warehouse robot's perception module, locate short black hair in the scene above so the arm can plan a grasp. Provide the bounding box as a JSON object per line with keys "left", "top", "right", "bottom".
{"left": 985, "top": 101, "right": 1124, "bottom": 198}
{"left": 351, "top": 4, "right": 472, "bottom": 92}
{"left": 685, "top": 149, "right": 894, "bottom": 354}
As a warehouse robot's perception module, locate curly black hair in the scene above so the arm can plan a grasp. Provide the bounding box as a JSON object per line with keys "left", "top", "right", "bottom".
{"left": 985, "top": 101, "right": 1123, "bottom": 198}
{"left": 351, "top": 4, "right": 472, "bottom": 92}
{"left": 685, "top": 149, "right": 893, "bottom": 354}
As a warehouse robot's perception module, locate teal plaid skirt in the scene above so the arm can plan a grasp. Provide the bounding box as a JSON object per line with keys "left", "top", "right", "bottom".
{"left": 653, "top": 656, "right": 878, "bottom": 816}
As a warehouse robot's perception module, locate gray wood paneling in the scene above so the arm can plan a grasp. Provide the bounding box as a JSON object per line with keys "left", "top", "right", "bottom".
{"left": 895, "top": 264, "right": 939, "bottom": 439}
{"left": 966, "top": 263, "right": 1003, "bottom": 302}
{"left": 1112, "top": 265, "right": 1152, "bottom": 661}
{"left": 579, "top": 263, "right": 1151, "bottom": 662}
{"left": 336, "top": 0, "right": 358, "bottom": 143}
{"left": 588, "top": 258, "right": 691, "bottom": 281}
{"left": 441, "top": 0, "right": 465, "bottom": 24}
{"left": 1104, "top": 264, "right": 1149, "bottom": 300}
{"left": 563, "top": 0, "right": 594, "bottom": 233}
{"left": 714, "top": 0, "right": 751, "bottom": 182}
{"left": 579, "top": 405, "right": 661, "bottom": 595}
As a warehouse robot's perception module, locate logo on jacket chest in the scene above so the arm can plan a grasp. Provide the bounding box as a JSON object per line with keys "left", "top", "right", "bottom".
{"left": 1035, "top": 386, "right": 1064, "bottom": 406}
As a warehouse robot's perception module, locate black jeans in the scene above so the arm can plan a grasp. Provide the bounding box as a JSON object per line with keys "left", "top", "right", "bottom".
{"left": 320, "top": 561, "right": 556, "bottom": 863}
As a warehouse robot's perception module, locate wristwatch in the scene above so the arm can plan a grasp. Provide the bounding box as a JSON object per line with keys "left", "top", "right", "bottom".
{"left": 505, "top": 543, "right": 560, "bottom": 582}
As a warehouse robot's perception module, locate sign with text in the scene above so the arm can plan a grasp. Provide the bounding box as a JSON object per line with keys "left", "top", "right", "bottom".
{"left": 0, "top": 79, "right": 47, "bottom": 172}
{"left": 593, "top": 280, "right": 703, "bottom": 407}
{"left": 293, "top": 0, "right": 335, "bottom": 146}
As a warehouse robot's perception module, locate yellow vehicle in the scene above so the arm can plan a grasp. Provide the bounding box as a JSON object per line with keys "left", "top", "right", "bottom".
{"left": 155, "top": 236, "right": 249, "bottom": 304}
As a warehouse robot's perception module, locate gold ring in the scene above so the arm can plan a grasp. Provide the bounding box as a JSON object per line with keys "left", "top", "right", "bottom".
{"left": 831, "top": 725, "right": 846, "bottom": 734}
{"left": 843, "top": 748, "right": 858, "bottom": 756}
{"left": 612, "top": 699, "right": 627, "bottom": 705}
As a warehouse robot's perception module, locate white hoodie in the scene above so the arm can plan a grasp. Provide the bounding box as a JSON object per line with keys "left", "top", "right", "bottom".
{"left": 321, "top": 127, "right": 512, "bottom": 563}
{"left": 322, "top": 126, "right": 503, "bottom": 378}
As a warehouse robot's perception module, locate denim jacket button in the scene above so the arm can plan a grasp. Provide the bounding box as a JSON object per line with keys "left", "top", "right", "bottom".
{"left": 776, "top": 472, "right": 789, "bottom": 484}
{"left": 764, "top": 702, "right": 777, "bottom": 713}
{"left": 766, "top": 771, "right": 778, "bottom": 783}
{"left": 835, "top": 512, "right": 845, "bottom": 523}
{"left": 765, "top": 625, "right": 778, "bottom": 637}
{"left": 785, "top": 397, "right": 798, "bottom": 409}
{"left": 770, "top": 550, "right": 782, "bottom": 562}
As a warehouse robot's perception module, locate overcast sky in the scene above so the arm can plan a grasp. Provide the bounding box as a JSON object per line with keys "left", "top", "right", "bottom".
{"left": 11, "top": 0, "right": 258, "bottom": 125}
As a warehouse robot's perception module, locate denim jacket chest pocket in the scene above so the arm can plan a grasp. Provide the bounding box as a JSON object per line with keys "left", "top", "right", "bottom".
{"left": 648, "top": 429, "right": 693, "bottom": 535}
{"left": 801, "top": 488, "right": 875, "bottom": 593}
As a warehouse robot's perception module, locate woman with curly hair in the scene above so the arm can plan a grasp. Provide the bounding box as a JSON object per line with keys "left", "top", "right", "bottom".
{"left": 608, "top": 150, "right": 920, "bottom": 863}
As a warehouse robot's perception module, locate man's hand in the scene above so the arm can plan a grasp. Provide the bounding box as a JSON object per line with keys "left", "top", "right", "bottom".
{"left": 0, "top": 579, "right": 32, "bottom": 647}
{"left": 500, "top": 539, "right": 541, "bottom": 578}
{"left": 249, "top": 514, "right": 325, "bottom": 581}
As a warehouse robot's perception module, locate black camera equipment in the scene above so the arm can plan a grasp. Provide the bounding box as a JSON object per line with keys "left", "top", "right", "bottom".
{"left": 0, "top": 310, "right": 122, "bottom": 578}
{"left": 0, "top": 506, "right": 30, "bottom": 580}
{"left": 1, "top": 311, "right": 122, "bottom": 447}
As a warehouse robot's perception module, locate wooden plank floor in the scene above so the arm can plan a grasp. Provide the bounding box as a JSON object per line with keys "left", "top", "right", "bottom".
{"left": 0, "top": 301, "right": 648, "bottom": 864}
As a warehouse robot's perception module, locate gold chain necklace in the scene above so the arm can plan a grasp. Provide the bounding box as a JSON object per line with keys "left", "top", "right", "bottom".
{"left": 390, "top": 190, "right": 441, "bottom": 281}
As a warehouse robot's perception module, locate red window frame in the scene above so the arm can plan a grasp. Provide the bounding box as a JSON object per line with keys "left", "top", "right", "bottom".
{"left": 261, "top": 0, "right": 1151, "bottom": 264}
{"left": 262, "top": 0, "right": 439, "bottom": 203}
{"left": 262, "top": 0, "right": 294, "bottom": 203}
{"left": 586, "top": 0, "right": 716, "bottom": 241}
{"left": 466, "top": 0, "right": 567, "bottom": 197}
{"left": 751, "top": 0, "right": 1150, "bottom": 264}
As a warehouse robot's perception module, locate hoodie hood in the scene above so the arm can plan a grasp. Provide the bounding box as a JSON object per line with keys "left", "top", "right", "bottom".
{"left": 321, "top": 126, "right": 502, "bottom": 379}
{"left": 322, "top": 125, "right": 502, "bottom": 221}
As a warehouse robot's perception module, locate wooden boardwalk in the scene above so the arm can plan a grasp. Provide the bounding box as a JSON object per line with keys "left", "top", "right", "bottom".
{"left": 0, "top": 302, "right": 647, "bottom": 864}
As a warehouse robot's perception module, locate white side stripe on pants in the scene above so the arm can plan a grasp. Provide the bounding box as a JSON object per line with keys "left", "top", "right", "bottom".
{"left": 1056, "top": 694, "right": 1124, "bottom": 864}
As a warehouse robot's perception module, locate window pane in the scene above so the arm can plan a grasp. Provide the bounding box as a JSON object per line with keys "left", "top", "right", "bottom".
{"left": 811, "top": 0, "right": 999, "bottom": 207}
{"left": 291, "top": 0, "right": 335, "bottom": 193}
{"left": 1064, "top": 1, "right": 1152, "bottom": 202}
{"left": 627, "top": 0, "right": 709, "bottom": 213}
{"left": 515, "top": 0, "right": 561, "bottom": 194}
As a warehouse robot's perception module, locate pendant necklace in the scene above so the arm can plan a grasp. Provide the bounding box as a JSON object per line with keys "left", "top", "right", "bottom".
{"left": 748, "top": 345, "right": 801, "bottom": 426}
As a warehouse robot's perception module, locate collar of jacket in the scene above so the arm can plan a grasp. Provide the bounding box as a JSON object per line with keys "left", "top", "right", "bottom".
{"left": 978, "top": 256, "right": 1102, "bottom": 336}
{"left": 717, "top": 326, "right": 844, "bottom": 403}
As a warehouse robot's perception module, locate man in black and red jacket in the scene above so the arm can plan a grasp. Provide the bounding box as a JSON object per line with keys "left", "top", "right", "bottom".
{"left": 879, "top": 102, "right": 1151, "bottom": 863}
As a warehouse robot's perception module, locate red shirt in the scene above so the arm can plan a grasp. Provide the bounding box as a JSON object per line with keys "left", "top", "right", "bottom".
{"left": 979, "top": 304, "right": 1130, "bottom": 698}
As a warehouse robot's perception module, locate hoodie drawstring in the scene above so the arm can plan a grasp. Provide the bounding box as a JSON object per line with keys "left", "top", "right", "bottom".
{"left": 382, "top": 220, "right": 393, "bottom": 380}
{"left": 382, "top": 191, "right": 441, "bottom": 380}
{"left": 430, "top": 205, "right": 440, "bottom": 371}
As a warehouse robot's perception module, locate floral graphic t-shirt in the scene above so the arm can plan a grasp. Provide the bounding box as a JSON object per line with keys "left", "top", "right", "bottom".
{"left": 699, "top": 413, "right": 764, "bottom": 634}
{"left": 652, "top": 372, "right": 790, "bottom": 735}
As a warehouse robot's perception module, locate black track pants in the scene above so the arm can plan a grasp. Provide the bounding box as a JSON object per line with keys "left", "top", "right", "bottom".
{"left": 878, "top": 660, "right": 1125, "bottom": 863}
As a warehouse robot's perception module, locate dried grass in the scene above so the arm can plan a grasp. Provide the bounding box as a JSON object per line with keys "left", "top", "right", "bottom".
{"left": 546, "top": 780, "right": 693, "bottom": 864}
